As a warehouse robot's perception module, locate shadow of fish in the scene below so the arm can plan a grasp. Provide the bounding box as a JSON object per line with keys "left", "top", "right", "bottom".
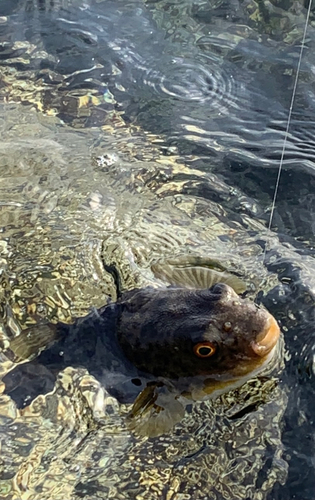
{"left": 2, "top": 260, "right": 280, "bottom": 437}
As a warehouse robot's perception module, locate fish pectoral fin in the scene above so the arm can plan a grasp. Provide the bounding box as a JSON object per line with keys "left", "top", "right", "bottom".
{"left": 127, "top": 384, "right": 186, "bottom": 437}
{"left": 127, "top": 383, "right": 159, "bottom": 419}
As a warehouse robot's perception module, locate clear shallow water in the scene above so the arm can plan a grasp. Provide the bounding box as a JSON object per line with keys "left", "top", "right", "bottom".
{"left": 0, "top": 1, "right": 314, "bottom": 499}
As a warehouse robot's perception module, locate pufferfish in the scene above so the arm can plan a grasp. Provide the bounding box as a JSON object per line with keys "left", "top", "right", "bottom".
{"left": 2, "top": 258, "right": 281, "bottom": 437}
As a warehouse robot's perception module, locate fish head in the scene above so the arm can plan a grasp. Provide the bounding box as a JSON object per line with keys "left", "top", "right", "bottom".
{"left": 117, "top": 283, "right": 280, "bottom": 386}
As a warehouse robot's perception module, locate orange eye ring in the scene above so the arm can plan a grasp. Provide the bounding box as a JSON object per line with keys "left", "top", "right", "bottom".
{"left": 193, "top": 342, "right": 216, "bottom": 358}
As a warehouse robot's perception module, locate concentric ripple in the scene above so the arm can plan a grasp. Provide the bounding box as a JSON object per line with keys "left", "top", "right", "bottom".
{"left": 143, "top": 56, "right": 245, "bottom": 112}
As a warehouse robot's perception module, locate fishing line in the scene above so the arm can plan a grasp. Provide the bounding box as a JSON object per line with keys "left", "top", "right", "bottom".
{"left": 264, "top": 0, "right": 313, "bottom": 260}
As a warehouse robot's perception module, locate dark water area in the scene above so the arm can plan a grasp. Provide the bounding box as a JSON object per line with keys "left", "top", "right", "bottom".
{"left": 0, "top": 1, "right": 315, "bottom": 499}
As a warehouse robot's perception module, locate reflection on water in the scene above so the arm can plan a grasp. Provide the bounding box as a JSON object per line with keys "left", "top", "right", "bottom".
{"left": 0, "top": 1, "right": 314, "bottom": 499}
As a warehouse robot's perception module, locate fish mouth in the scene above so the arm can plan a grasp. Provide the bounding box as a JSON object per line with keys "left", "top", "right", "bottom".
{"left": 251, "top": 314, "right": 280, "bottom": 357}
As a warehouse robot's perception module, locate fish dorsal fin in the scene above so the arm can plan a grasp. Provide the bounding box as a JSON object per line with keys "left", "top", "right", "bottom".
{"left": 152, "top": 263, "right": 247, "bottom": 294}
{"left": 161, "top": 256, "right": 227, "bottom": 272}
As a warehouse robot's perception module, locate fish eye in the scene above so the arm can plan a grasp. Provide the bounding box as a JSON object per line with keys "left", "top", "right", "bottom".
{"left": 193, "top": 342, "right": 216, "bottom": 358}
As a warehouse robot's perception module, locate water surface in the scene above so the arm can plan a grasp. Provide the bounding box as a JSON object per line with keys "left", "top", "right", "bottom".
{"left": 0, "top": 1, "right": 314, "bottom": 499}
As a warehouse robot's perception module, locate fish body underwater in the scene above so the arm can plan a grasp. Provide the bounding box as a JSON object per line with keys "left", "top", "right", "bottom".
{"left": 3, "top": 267, "right": 281, "bottom": 437}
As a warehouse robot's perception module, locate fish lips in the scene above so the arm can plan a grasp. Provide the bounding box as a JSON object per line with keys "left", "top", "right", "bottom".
{"left": 251, "top": 314, "right": 280, "bottom": 357}
{"left": 211, "top": 283, "right": 281, "bottom": 360}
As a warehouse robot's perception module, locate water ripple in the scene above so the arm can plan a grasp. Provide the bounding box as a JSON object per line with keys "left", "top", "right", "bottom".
{"left": 8, "top": 0, "right": 313, "bottom": 175}
{"left": 144, "top": 57, "right": 244, "bottom": 110}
